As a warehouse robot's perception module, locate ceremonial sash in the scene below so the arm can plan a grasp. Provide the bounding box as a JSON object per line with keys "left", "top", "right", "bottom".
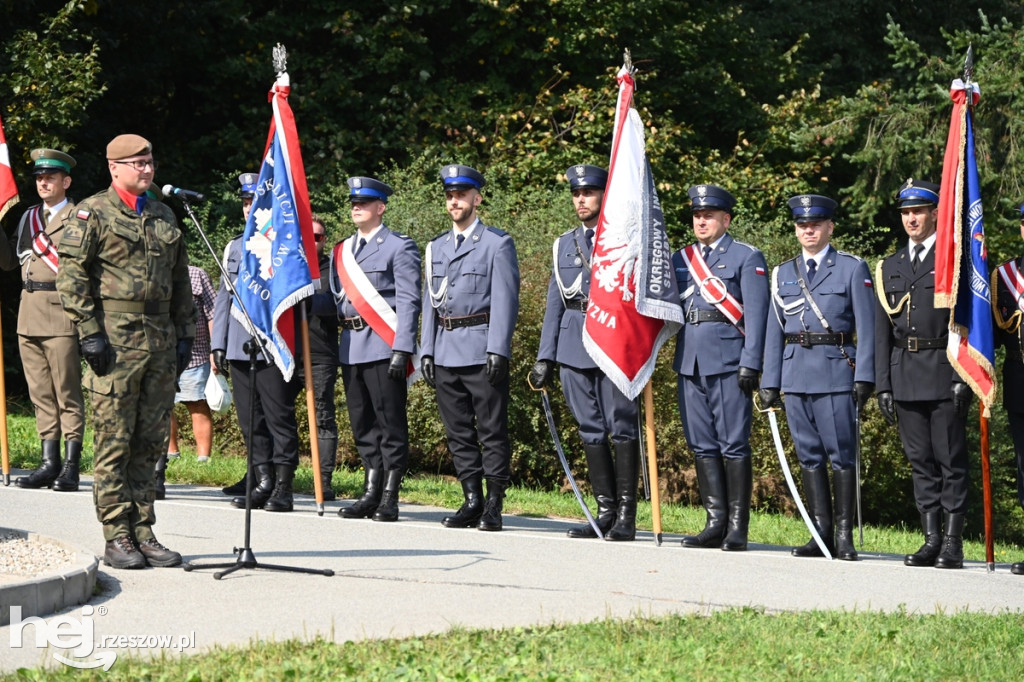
{"left": 993, "top": 260, "right": 1024, "bottom": 333}
{"left": 28, "top": 206, "right": 59, "bottom": 274}
{"left": 679, "top": 244, "right": 744, "bottom": 329}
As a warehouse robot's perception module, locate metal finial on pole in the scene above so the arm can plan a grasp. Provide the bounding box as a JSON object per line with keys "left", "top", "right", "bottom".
{"left": 273, "top": 43, "right": 288, "bottom": 77}
{"left": 623, "top": 48, "right": 635, "bottom": 75}
{"left": 963, "top": 44, "right": 974, "bottom": 87}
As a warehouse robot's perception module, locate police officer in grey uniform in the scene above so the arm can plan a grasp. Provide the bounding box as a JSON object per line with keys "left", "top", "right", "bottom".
{"left": 875, "top": 179, "right": 971, "bottom": 569}
{"left": 328, "top": 176, "right": 421, "bottom": 522}
{"left": 530, "top": 164, "right": 640, "bottom": 541}
{"left": 211, "top": 173, "right": 302, "bottom": 512}
{"left": 421, "top": 164, "right": 520, "bottom": 532}
{"left": 673, "top": 184, "right": 769, "bottom": 551}
{"left": 760, "top": 194, "right": 874, "bottom": 561}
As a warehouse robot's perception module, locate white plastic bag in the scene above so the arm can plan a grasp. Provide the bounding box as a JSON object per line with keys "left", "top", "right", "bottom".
{"left": 204, "top": 371, "right": 233, "bottom": 413}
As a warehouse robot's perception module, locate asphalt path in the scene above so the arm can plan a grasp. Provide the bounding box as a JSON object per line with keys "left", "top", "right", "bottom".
{"left": 2, "top": 473, "right": 1023, "bottom": 673}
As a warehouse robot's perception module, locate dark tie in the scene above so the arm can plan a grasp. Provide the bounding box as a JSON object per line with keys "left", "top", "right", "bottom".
{"left": 912, "top": 244, "right": 924, "bottom": 273}
{"left": 702, "top": 245, "right": 712, "bottom": 261}
{"left": 806, "top": 259, "right": 817, "bottom": 283}
{"left": 456, "top": 233, "right": 465, "bottom": 251}
{"left": 585, "top": 228, "right": 594, "bottom": 253}
{"left": 354, "top": 237, "right": 366, "bottom": 257}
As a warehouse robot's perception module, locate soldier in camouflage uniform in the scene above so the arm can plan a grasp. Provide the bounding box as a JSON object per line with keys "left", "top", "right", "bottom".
{"left": 56, "top": 134, "right": 195, "bottom": 570}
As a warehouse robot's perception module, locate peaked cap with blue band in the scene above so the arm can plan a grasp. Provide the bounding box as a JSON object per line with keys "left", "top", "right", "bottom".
{"left": 687, "top": 184, "right": 736, "bottom": 213}
{"left": 896, "top": 178, "right": 940, "bottom": 208}
{"left": 347, "top": 176, "right": 394, "bottom": 203}
{"left": 440, "top": 164, "right": 486, "bottom": 191}
{"left": 566, "top": 164, "right": 608, "bottom": 191}
{"left": 238, "top": 172, "right": 258, "bottom": 198}
{"left": 788, "top": 194, "right": 837, "bottom": 223}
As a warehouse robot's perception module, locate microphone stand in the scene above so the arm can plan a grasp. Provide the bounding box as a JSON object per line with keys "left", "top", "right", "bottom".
{"left": 174, "top": 197, "right": 332, "bottom": 579}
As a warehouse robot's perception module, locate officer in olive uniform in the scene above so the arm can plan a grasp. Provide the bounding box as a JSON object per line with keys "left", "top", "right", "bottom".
{"left": 326, "top": 176, "right": 421, "bottom": 522}
{"left": 531, "top": 164, "right": 641, "bottom": 541}
{"left": 875, "top": 179, "right": 971, "bottom": 569}
{"left": 421, "top": 164, "right": 520, "bottom": 532}
{"left": 673, "top": 184, "right": 769, "bottom": 552}
{"left": 56, "top": 134, "right": 195, "bottom": 570}
{"left": 760, "top": 194, "right": 874, "bottom": 562}
{"left": 990, "top": 201, "right": 1024, "bottom": 576}
{"left": 211, "top": 173, "right": 303, "bottom": 513}
{"left": 0, "top": 149, "right": 85, "bottom": 491}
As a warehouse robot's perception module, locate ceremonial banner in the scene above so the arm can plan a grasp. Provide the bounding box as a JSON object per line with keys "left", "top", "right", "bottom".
{"left": 0, "top": 114, "right": 18, "bottom": 222}
{"left": 582, "top": 66, "right": 683, "bottom": 400}
{"left": 935, "top": 77, "right": 997, "bottom": 414}
{"left": 232, "top": 69, "right": 317, "bottom": 380}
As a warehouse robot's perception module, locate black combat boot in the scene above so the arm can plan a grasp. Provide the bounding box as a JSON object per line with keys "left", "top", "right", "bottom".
{"left": 605, "top": 440, "right": 640, "bottom": 541}
{"left": 318, "top": 437, "right": 337, "bottom": 502}
{"left": 154, "top": 454, "right": 168, "bottom": 500}
{"left": 231, "top": 463, "right": 276, "bottom": 508}
{"left": 265, "top": 464, "right": 295, "bottom": 512}
{"left": 340, "top": 468, "right": 382, "bottom": 518}
{"left": 681, "top": 457, "right": 728, "bottom": 548}
{"left": 934, "top": 511, "right": 965, "bottom": 569}
{"left": 721, "top": 458, "right": 753, "bottom": 552}
{"left": 222, "top": 473, "right": 247, "bottom": 495}
{"left": 567, "top": 442, "right": 618, "bottom": 539}
{"left": 478, "top": 479, "right": 508, "bottom": 532}
{"left": 904, "top": 510, "right": 942, "bottom": 567}
{"left": 52, "top": 440, "right": 83, "bottom": 492}
{"left": 16, "top": 440, "right": 61, "bottom": 489}
{"left": 833, "top": 468, "right": 858, "bottom": 561}
{"left": 792, "top": 467, "right": 835, "bottom": 558}
{"left": 373, "top": 469, "right": 404, "bottom": 522}
{"left": 442, "top": 476, "right": 485, "bottom": 528}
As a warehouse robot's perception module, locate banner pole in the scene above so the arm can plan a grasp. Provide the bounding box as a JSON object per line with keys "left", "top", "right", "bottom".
{"left": 0, "top": 304, "right": 9, "bottom": 485}
{"left": 643, "top": 381, "right": 662, "bottom": 545}
{"left": 980, "top": 402, "right": 994, "bottom": 571}
{"left": 299, "top": 306, "right": 324, "bottom": 515}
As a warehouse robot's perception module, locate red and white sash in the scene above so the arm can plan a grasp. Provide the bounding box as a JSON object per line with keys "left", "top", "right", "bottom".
{"left": 29, "top": 206, "right": 59, "bottom": 274}
{"left": 997, "top": 260, "right": 1024, "bottom": 312}
{"left": 680, "top": 244, "right": 744, "bottom": 327}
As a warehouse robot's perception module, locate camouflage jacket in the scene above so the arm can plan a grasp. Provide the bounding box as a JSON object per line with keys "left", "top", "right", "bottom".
{"left": 56, "top": 186, "right": 195, "bottom": 351}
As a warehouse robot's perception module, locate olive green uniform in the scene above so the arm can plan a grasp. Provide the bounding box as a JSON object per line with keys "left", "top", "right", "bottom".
{"left": 56, "top": 186, "right": 195, "bottom": 542}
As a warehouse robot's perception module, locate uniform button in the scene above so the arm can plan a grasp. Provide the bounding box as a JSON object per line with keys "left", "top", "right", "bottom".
{"left": 911, "top": 305, "right": 917, "bottom": 310}
{"left": 911, "top": 326, "right": 917, "bottom": 332}
{"left": 910, "top": 285, "right": 915, "bottom": 290}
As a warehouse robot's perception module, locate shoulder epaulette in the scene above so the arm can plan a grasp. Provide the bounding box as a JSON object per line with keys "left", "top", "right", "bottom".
{"left": 835, "top": 249, "right": 865, "bottom": 263}
{"left": 485, "top": 225, "right": 509, "bottom": 238}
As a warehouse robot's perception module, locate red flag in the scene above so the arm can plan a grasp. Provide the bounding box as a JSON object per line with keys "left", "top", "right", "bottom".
{"left": 0, "top": 114, "right": 18, "bottom": 222}
{"left": 582, "top": 66, "right": 683, "bottom": 400}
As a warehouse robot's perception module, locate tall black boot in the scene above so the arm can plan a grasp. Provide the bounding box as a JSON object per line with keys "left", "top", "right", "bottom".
{"left": 15, "top": 440, "right": 61, "bottom": 489}
{"left": 231, "top": 463, "right": 276, "bottom": 508}
{"left": 373, "top": 469, "right": 404, "bottom": 522}
{"left": 265, "top": 464, "right": 295, "bottom": 512}
{"left": 605, "top": 440, "right": 640, "bottom": 542}
{"left": 442, "top": 476, "right": 484, "bottom": 528}
{"left": 52, "top": 440, "right": 83, "bottom": 492}
{"left": 833, "top": 468, "right": 858, "bottom": 561}
{"left": 934, "top": 511, "right": 965, "bottom": 569}
{"left": 154, "top": 453, "right": 168, "bottom": 500}
{"left": 905, "top": 511, "right": 942, "bottom": 567}
{"left": 567, "top": 442, "right": 617, "bottom": 539}
{"left": 792, "top": 466, "right": 834, "bottom": 558}
{"left": 722, "top": 458, "right": 753, "bottom": 552}
{"left": 478, "top": 479, "right": 508, "bottom": 532}
{"left": 318, "top": 437, "right": 337, "bottom": 502}
{"left": 340, "top": 468, "right": 382, "bottom": 518}
{"left": 681, "top": 457, "right": 728, "bottom": 548}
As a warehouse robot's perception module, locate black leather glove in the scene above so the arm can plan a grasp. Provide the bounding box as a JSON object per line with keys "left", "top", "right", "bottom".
{"left": 212, "top": 349, "right": 228, "bottom": 377}
{"left": 80, "top": 333, "right": 115, "bottom": 377}
{"left": 737, "top": 367, "right": 759, "bottom": 397}
{"left": 758, "top": 388, "right": 781, "bottom": 409}
{"left": 529, "top": 360, "right": 554, "bottom": 389}
{"left": 388, "top": 351, "right": 411, "bottom": 381}
{"left": 486, "top": 353, "right": 509, "bottom": 386}
{"left": 952, "top": 382, "right": 972, "bottom": 419}
{"left": 877, "top": 391, "right": 896, "bottom": 426}
{"left": 176, "top": 338, "right": 194, "bottom": 379}
{"left": 421, "top": 356, "right": 436, "bottom": 388}
{"left": 854, "top": 381, "right": 874, "bottom": 416}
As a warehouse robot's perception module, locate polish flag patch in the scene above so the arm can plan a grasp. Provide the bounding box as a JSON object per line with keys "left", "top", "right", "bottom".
{"left": 76, "top": 209, "right": 91, "bottom": 220}
{"left": 864, "top": 279, "right": 873, "bottom": 287}
{"left": 755, "top": 266, "right": 766, "bottom": 276}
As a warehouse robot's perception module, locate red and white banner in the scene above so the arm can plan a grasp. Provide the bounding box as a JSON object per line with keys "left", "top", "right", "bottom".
{"left": 582, "top": 66, "right": 683, "bottom": 400}
{"left": 0, "top": 114, "right": 18, "bottom": 223}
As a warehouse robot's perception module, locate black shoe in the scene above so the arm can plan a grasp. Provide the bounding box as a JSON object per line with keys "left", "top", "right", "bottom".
{"left": 222, "top": 474, "right": 247, "bottom": 495}
{"left": 442, "top": 476, "right": 484, "bottom": 528}
{"left": 265, "top": 465, "right": 295, "bottom": 512}
{"left": 682, "top": 457, "right": 727, "bottom": 548}
{"left": 1012, "top": 561, "right": 1024, "bottom": 575}
{"left": 231, "top": 464, "right": 275, "bottom": 509}
{"left": 137, "top": 538, "right": 182, "bottom": 567}
{"left": 568, "top": 442, "right": 617, "bottom": 539}
{"left": 934, "top": 512, "right": 965, "bottom": 569}
{"left": 16, "top": 440, "right": 61, "bottom": 489}
{"left": 905, "top": 511, "right": 942, "bottom": 567}
{"left": 104, "top": 536, "right": 146, "bottom": 570}
{"left": 340, "top": 468, "right": 382, "bottom": 518}
{"left": 52, "top": 440, "right": 83, "bottom": 492}
{"left": 478, "top": 480, "right": 507, "bottom": 532}
{"left": 372, "top": 470, "right": 404, "bottom": 522}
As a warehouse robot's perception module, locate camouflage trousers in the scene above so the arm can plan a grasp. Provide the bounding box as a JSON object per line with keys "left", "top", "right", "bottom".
{"left": 86, "top": 346, "right": 176, "bottom": 542}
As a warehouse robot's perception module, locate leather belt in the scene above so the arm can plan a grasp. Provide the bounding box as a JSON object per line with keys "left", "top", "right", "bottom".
{"left": 341, "top": 316, "right": 367, "bottom": 331}
{"left": 686, "top": 309, "right": 728, "bottom": 325}
{"left": 440, "top": 312, "right": 489, "bottom": 331}
{"left": 894, "top": 335, "right": 946, "bottom": 352}
{"left": 96, "top": 300, "right": 171, "bottom": 315}
{"left": 785, "top": 331, "right": 846, "bottom": 347}
{"left": 23, "top": 280, "right": 57, "bottom": 292}
{"left": 565, "top": 298, "right": 588, "bottom": 312}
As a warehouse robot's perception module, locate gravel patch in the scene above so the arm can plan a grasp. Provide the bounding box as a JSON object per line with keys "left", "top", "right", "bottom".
{"left": 0, "top": 530, "right": 76, "bottom": 577}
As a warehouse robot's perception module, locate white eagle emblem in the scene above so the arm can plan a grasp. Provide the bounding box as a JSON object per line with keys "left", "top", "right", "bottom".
{"left": 592, "top": 197, "right": 643, "bottom": 302}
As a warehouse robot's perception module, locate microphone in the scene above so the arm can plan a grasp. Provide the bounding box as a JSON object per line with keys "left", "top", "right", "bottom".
{"left": 162, "top": 184, "right": 206, "bottom": 204}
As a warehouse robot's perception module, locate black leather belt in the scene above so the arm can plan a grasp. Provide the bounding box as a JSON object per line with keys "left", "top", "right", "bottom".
{"left": 686, "top": 309, "right": 728, "bottom": 324}
{"left": 894, "top": 335, "right": 946, "bottom": 351}
{"left": 785, "top": 331, "right": 846, "bottom": 347}
{"left": 440, "top": 312, "right": 489, "bottom": 331}
{"left": 341, "top": 316, "right": 367, "bottom": 331}
{"left": 23, "top": 280, "right": 57, "bottom": 292}
{"left": 96, "top": 300, "right": 170, "bottom": 315}
{"left": 565, "top": 298, "right": 588, "bottom": 312}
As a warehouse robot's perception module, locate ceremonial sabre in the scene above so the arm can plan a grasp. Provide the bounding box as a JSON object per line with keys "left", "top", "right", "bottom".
{"left": 854, "top": 409, "right": 863, "bottom": 546}
{"left": 765, "top": 406, "right": 832, "bottom": 559}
